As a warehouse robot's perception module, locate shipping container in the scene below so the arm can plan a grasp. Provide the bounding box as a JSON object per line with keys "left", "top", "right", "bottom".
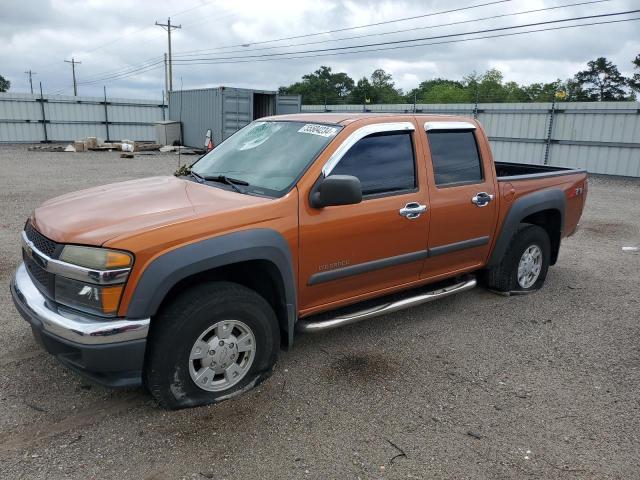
{"left": 168, "top": 87, "right": 300, "bottom": 148}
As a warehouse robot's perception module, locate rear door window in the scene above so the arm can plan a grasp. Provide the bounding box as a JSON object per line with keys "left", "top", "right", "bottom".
{"left": 427, "top": 131, "right": 483, "bottom": 186}
{"left": 330, "top": 131, "right": 416, "bottom": 196}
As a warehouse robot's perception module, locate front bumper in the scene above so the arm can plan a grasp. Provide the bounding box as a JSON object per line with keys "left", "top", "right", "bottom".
{"left": 10, "top": 263, "right": 150, "bottom": 387}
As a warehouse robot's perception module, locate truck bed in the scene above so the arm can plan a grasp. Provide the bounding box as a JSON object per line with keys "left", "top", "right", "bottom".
{"left": 495, "top": 161, "right": 585, "bottom": 181}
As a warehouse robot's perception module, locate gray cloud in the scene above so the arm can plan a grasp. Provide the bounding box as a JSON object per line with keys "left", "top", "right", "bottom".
{"left": 1, "top": 0, "right": 638, "bottom": 99}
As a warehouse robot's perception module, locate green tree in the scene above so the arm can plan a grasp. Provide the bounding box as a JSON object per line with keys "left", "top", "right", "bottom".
{"left": 368, "top": 68, "right": 404, "bottom": 103}
{"left": 0, "top": 74, "right": 10, "bottom": 92}
{"left": 560, "top": 78, "right": 589, "bottom": 101}
{"left": 406, "top": 78, "right": 466, "bottom": 103}
{"left": 463, "top": 69, "right": 511, "bottom": 102}
{"left": 520, "top": 80, "right": 564, "bottom": 102}
{"left": 279, "top": 66, "right": 354, "bottom": 105}
{"left": 573, "top": 57, "right": 629, "bottom": 101}
{"left": 629, "top": 54, "right": 640, "bottom": 93}
{"left": 350, "top": 77, "right": 373, "bottom": 104}
{"left": 422, "top": 83, "right": 470, "bottom": 103}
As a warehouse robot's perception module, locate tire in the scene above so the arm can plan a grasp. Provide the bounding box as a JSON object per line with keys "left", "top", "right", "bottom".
{"left": 484, "top": 224, "right": 551, "bottom": 293}
{"left": 144, "top": 281, "right": 280, "bottom": 409}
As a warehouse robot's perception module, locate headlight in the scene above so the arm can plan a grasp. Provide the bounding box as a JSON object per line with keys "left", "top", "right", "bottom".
{"left": 55, "top": 245, "right": 133, "bottom": 317}
{"left": 59, "top": 245, "right": 132, "bottom": 270}
{"left": 55, "top": 276, "right": 124, "bottom": 317}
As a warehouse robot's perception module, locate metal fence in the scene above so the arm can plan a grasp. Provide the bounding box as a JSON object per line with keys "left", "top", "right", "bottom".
{"left": 0, "top": 92, "right": 167, "bottom": 143}
{"left": 302, "top": 102, "right": 640, "bottom": 177}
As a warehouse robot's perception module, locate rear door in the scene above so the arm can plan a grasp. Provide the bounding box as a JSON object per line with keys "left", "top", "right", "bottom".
{"left": 419, "top": 121, "right": 498, "bottom": 279}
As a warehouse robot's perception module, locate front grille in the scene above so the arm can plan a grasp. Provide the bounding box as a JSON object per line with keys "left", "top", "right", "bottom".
{"left": 24, "top": 221, "right": 62, "bottom": 258}
{"left": 23, "top": 249, "right": 55, "bottom": 299}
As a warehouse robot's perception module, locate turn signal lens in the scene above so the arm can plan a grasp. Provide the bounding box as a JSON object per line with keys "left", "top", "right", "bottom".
{"left": 101, "top": 285, "right": 124, "bottom": 315}
{"left": 105, "top": 251, "right": 133, "bottom": 269}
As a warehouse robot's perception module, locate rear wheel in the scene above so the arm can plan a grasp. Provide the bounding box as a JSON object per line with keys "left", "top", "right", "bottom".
{"left": 485, "top": 224, "right": 550, "bottom": 293}
{"left": 144, "top": 281, "right": 279, "bottom": 409}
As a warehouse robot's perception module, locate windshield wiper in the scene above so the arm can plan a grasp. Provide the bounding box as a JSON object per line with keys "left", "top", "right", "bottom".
{"left": 203, "top": 174, "right": 249, "bottom": 193}
{"left": 190, "top": 170, "right": 204, "bottom": 183}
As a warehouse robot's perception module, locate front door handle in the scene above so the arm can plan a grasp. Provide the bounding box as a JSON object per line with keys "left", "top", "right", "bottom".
{"left": 471, "top": 192, "right": 494, "bottom": 207}
{"left": 399, "top": 202, "right": 428, "bottom": 219}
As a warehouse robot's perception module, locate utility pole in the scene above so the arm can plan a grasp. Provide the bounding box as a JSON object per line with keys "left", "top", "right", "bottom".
{"left": 544, "top": 91, "right": 558, "bottom": 166}
{"left": 155, "top": 17, "right": 181, "bottom": 92}
{"left": 24, "top": 70, "right": 37, "bottom": 94}
{"left": 163, "top": 53, "right": 169, "bottom": 102}
{"left": 64, "top": 58, "right": 81, "bottom": 96}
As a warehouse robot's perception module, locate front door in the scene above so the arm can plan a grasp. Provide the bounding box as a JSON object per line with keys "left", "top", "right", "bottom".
{"left": 419, "top": 123, "right": 498, "bottom": 279}
{"left": 298, "top": 122, "right": 430, "bottom": 314}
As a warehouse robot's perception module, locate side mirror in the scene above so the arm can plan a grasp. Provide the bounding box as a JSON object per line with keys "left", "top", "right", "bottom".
{"left": 311, "top": 175, "right": 362, "bottom": 208}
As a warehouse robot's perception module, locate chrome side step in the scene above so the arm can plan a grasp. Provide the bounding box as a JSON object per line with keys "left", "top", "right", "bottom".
{"left": 296, "top": 276, "right": 477, "bottom": 333}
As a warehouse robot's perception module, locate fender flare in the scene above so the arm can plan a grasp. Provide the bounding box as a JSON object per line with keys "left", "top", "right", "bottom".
{"left": 487, "top": 188, "right": 565, "bottom": 268}
{"left": 126, "top": 229, "right": 297, "bottom": 345}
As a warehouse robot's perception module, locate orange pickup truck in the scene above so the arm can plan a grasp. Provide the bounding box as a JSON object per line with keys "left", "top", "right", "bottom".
{"left": 11, "top": 113, "right": 587, "bottom": 408}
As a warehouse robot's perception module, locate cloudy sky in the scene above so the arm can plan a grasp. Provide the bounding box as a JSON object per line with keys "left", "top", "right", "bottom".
{"left": 2, "top": 0, "right": 639, "bottom": 99}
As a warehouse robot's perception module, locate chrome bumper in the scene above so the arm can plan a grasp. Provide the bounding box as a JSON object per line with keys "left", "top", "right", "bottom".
{"left": 11, "top": 263, "right": 150, "bottom": 345}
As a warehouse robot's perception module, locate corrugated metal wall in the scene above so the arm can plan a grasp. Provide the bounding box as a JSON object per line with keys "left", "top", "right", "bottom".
{"left": 0, "top": 92, "right": 166, "bottom": 143}
{"left": 302, "top": 102, "right": 640, "bottom": 177}
{"left": 168, "top": 88, "right": 219, "bottom": 148}
{"left": 276, "top": 94, "right": 302, "bottom": 115}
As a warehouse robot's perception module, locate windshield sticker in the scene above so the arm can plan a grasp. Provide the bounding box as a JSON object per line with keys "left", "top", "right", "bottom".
{"left": 298, "top": 124, "right": 338, "bottom": 137}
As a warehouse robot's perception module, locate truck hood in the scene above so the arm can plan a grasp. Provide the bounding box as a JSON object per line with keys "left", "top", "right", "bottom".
{"left": 32, "top": 176, "right": 269, "bottom": 246}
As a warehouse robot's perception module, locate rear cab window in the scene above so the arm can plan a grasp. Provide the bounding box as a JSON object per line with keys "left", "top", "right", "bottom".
{"left": 426, "top": 128, "right": 483, "bottom": 187}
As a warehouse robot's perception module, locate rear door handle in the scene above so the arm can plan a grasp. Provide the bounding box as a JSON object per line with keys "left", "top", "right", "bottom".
{"left": 471, "top": 192, "right": 494, "bottom": 207}
{"left": 399, "top": 202, "right": 428, "bottom": 219}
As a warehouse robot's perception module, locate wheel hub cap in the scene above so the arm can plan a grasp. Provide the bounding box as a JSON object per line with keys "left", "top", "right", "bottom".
{"left": 188, "top": 320, "right": 256, "bottom": 392}
{"left": 517, "top": 244, "right": 542, "bottom": 289}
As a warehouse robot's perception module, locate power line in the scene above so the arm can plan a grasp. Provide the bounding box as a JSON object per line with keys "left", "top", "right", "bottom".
{"left": 61, "top": 9, "right": 231, "bottom": 89}
{"left": 172, "top": 9, "right": 640, "bottom": 64}
{"left": 76, "top": 55, "right": 163, "bottom": 82}
{"left": 172, "top": 16, "right": 640, "bottom": 66}
{"left": 173, "top": 0, "right": 612, "bottom": 58}
{"left": 76, "top": 64, "right": 164, "bottom": 88}
{"left": 34, "top": 0, "right": 223, "bottom": 77}
{"left": 52, "top": 0, "right": 484, "bottom": 89}
{"left": 77, "top": 60, "right": 165, "bottom": 86}
{"left": 67, "top": 1, "right": 213, "bottom": 57}
{"left": 173, "top": 0, "right": 514, "bottom": 56}
{"left": 45, "top": 9, "right": 237, "bottom": 89}
{"left": 171, "top": 0, "right": 216, "bottom": 17}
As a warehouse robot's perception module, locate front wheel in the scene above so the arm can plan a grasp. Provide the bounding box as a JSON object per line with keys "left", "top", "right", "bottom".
{"left": 484, "top": 224, "right": 551, "bottom": 293}
{"left": 144, "top": 281, "right": 280, "bottom": 409}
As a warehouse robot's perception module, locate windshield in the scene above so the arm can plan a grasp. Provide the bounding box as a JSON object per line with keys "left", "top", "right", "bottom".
{"left": 191, "top": 121, "right": 341, "bottom": 197}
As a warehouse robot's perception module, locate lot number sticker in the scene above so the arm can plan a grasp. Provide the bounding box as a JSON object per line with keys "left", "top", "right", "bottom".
{"left": 298, "top": 124, "right": 338, "bottom": 137}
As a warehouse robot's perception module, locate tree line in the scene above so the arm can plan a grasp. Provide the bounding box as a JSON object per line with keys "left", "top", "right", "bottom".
{"left": 279, "top": 55, "right": 640, "bottom": 105}
{"left": 0, "top": 75, "right": 10, "bottom": 93}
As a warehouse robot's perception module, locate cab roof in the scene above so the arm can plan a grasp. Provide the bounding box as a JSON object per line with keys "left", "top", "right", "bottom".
{"left": 262, "top": 112, "right": 470, "bottom": 126}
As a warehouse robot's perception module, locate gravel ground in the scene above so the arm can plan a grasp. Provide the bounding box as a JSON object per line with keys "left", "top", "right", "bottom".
{"left": 0, "top": 144, "right": 639, "bottom": 479}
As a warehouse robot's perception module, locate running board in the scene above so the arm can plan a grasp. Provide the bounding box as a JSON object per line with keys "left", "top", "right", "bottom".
{"left": 296, "top": 276, "right": 477, "bottom": 333}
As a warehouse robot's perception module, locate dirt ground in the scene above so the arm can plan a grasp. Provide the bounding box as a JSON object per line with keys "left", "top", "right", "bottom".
{"left": 0, "top": 144, "right": 639, "bottom": 479}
